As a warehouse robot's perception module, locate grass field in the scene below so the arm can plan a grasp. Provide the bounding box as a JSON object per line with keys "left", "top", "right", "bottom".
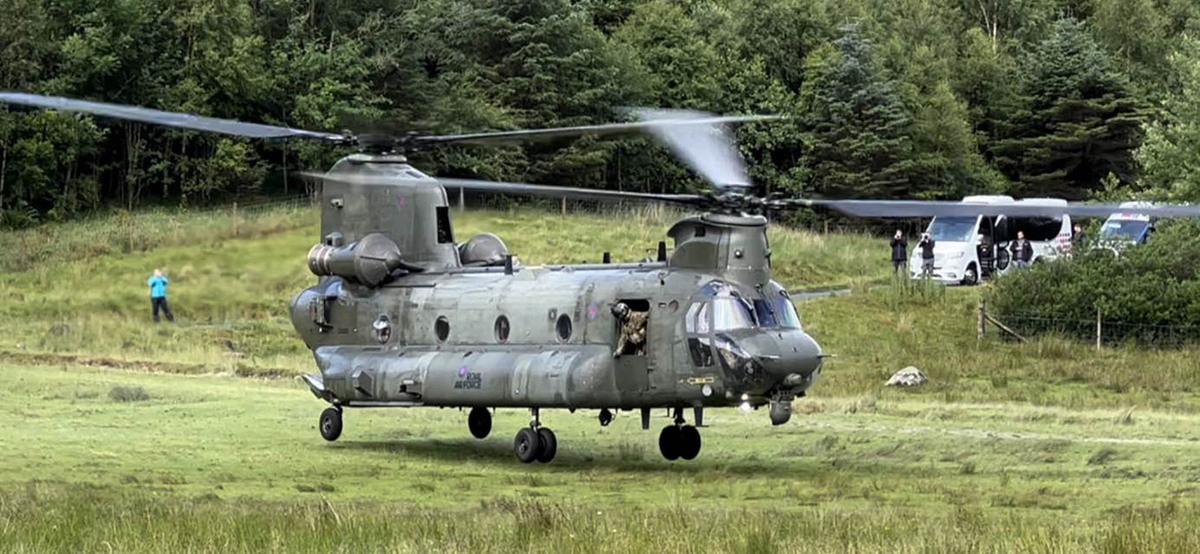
{"left": 4, "top": 203, "right": 1200, "bottom": 552}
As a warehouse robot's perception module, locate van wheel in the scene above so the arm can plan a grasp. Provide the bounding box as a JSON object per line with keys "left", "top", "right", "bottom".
{"left": 962, "top": 264, "right": 979, "bottom": 286}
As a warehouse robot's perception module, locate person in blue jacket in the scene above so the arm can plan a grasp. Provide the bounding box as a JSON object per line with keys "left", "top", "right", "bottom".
{"left": 148, "top": 269, "right": 175, "bottom": 323}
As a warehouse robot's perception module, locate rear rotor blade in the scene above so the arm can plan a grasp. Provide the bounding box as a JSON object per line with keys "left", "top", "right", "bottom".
{"left": 632, "top": 108, "right": 755, "bottom": 192}
{"left": 413, "top": 113, "right": 779, "bottom": 147}
{"left": 801, "top": 199, "right": 1200, "bottom": 219}
{"left": 0, "top": 92, "right": 349, "bottom": 141}
{"left": 301, "top": 172, "right": 707, "bottom": 206}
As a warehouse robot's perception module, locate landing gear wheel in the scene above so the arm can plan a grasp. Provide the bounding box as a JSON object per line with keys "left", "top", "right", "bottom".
{"left": 468, "top": 407, "right": 492, "bottom": 439}
{"left": 678, "top": 425, "right": 702, "bottom": 460}
{"left": 319, "top": 407, "right": 342, "bottom": 442}
{"left": 598, "top": 408, "right": 614, "bottom": 427}
{"left": 659, "top": 425, "right": 681, "bottom": 461}
{"left": 536, "top": 428, "right": 558, "bottom": 463}
{"left": 514, "top": 428, "right": 541, "bottom": 464}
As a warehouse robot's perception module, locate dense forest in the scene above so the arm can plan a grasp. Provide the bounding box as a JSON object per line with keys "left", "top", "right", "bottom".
{"left": 1, "top": 0, "right": 1198, "bottom": 226}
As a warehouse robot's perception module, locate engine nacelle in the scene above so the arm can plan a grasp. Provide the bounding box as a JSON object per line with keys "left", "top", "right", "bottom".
{"left": 307, "top": 233, "right": 406, "bottom": 287}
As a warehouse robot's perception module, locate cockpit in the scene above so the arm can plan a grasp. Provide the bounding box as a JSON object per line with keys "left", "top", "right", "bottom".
{"left": 684, "top": 281, "right": 802, "bottom": 333}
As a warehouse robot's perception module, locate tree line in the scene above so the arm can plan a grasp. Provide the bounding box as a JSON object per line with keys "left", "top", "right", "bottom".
{"left": 1, "top": 0, "right": 1198, "bottom": 227}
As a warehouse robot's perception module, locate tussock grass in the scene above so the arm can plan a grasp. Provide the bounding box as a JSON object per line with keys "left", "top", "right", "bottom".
{"left": 2, "top": 483, "right": 1198, "bottom": 553}
{"left": 108, "top": 384, "right": 150, "bottom": 402}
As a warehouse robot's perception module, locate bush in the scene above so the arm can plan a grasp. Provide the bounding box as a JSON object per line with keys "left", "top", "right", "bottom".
{"left": 109, "top": 385, "right": 150, "bottom": 402}
{"left": 985, "top": 220, "right": 1200, "bottom": 346}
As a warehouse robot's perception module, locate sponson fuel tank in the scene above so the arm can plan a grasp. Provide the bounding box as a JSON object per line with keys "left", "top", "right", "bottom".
{"left": 308, "top": 344, "right": 627, "bottom": 409}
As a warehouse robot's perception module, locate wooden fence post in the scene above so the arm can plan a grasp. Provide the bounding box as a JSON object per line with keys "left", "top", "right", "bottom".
{"left": 978, "top": 299, "right": 986, "bottom": 342}
{"left": 232, "top": 201, "right": 238, "bottom": 237}
{"left": 561, "top": 196, "right": 567, "bottom": 217}
{"left": 1096, "top": 306, "right": 1102, "bottom": 351}
{"left": 458, "top": 187, "right": 464, "bottom": 212}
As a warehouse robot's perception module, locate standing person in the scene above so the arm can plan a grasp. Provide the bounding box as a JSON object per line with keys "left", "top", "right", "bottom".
{"left": 147, "top": 269, "right": 175, "bottom": 323}
{"left": 1072, "top": 223, "right": 1087, "bottom": 254}
{"left": 889, "top": 230, "right": 908, "bottom": 274}
{"left": 918, "top": 233, "right": 936, "bottom": 278}
{"left": 1011, "top": 231, "right": 1033, "bottom": 268}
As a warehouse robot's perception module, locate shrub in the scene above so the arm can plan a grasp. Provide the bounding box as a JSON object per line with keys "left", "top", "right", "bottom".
{"left": 985, "top": 220, "right": 1200, "bottom": 346}
{"left": 109, "top": 385, "right": 150, "bottom": 402}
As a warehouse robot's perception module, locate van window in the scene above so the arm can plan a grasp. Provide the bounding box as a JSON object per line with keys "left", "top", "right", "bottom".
{"left": 927, "top": 217, "right": 977, "bottom": 242}
{"left": 1007, "top": 217, "right": 1063, "bottom": 242}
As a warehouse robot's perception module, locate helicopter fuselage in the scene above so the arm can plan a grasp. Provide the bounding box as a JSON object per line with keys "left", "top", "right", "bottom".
{"left": 290, "top": 155, "right": 824, "bottom": 424}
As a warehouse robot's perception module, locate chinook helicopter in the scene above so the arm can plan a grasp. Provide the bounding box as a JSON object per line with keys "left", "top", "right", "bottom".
{"left": 4, "top": 92, "right": 1199, "bottom": 464}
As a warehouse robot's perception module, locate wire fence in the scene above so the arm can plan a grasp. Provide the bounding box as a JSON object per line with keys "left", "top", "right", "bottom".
{"left": 980, "top": 303, "right": 1200, "bottom": 348}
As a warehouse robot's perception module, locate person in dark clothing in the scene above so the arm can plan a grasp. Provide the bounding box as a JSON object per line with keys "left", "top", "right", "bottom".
{"left": 918, "top": 233, "right": 936, "bottom": 277}
{"left": 148, "top": 268, "right": 175, "bottom": 323}
{"left": 889, "top": 230, "right": 908, "bottom": 274}
{"left": 1011, "top": 231, "right": 1033, "bottom": 268}
{"left": 1072, "top": 223, "right": 1087, "bottom": 254}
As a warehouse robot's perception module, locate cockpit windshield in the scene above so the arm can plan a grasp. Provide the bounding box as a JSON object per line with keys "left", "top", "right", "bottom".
{"left": 713, "top": 298, "right": 756, "bottom": 330}
{"left": 753, "top": 297, "right": 802, "bottom": 329}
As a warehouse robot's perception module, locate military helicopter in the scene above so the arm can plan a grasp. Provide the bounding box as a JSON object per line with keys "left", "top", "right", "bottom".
{"left": 4, "top": 92, "right": 1198, "bottom": 464}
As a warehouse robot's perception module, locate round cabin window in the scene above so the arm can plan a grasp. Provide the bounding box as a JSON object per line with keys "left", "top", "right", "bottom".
{"left": 556, "top": 314, "right": 572, "bottom": 342}
{"left": 494, "top": 315, "right": 511, "bottom": 343}
{"left": 435, "top": 316, "right": 450, "bottom": 343}
{"left": 372, "top": 315, "right": 391, "bottom": 344}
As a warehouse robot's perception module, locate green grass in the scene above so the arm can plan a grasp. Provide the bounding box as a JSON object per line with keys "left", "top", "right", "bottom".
{"left": 3, "top": 360, "right": 1200, "bottom": 552}
{"left": 802, "top": 280, "right": 1200, "bottom": 412}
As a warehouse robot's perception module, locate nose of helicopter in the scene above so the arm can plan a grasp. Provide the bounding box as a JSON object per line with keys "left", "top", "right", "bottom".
{"left": 718, "top": 329, "right": 823, "bottom": 393}
{"left": 757, "top": 330, "right": 823, "bottom": 386}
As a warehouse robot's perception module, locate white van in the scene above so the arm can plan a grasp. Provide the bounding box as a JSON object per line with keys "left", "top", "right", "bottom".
{"left": 1097, "top": 201, "right": 1155, "bottom": 252}
{"left": 910, "top": 196, "right": 1073, "bottom": 285}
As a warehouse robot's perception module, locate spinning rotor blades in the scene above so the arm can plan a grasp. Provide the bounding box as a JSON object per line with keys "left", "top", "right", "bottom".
{"left": 0, "top": 93, "right": 348, "bottom": 141}
{"left": 631, "top": 108, "right": 757, "bottom": 191}
{"left": 301, "top": 172, "right": 707, "bottom": 206}
{"left": 803, "top": 199, "right": 1200, "bottom": 219}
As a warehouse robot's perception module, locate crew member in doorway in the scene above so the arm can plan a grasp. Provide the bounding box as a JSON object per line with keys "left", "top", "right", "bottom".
{"left": 612, "top": 302, "right": 647, "bottom": 358}
{"left": 1011, "top": 231, "right": 1033, "bottom": 268}
{"left": 918, "top": 233, "right": 936, "bottom": 278}
{"left": 147, "top": 268, "right": 175, "bottom": 323}
{"left": 890, "top": 230, "right": 908, "bottom": 274}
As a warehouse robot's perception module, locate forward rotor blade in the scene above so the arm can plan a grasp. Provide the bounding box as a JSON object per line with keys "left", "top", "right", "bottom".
{"left": 301, "top": 172, "right": 706, "bottom": 206}
{"left": 632, "top": 108, "right": 755, "bottom": 191}
{"left": 0, "top": 92, "right": 348, "bottom": 141}
{"left": 413, "top": 113, "right": 779, "bottom": 148}
{"left": 802, "top": 199, "right": 1200, "bottom": 219}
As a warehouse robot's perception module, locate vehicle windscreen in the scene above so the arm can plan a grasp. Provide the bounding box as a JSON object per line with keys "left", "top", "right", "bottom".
{"left": 927, "top": 217, "right": 976, "bottom": 242}
{"left": 1100, "top": 220, "right": 1149, "bottom": 241}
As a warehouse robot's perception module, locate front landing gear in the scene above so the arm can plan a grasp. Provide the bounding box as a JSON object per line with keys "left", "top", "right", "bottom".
{"left": 468, "top": 407, "right": 492, "bottom": 439}
{"left": 658, "top": 408, "right": 702, "bottom": 461}
{"left": 319, "top": 406, "right": 342, "bottom": 442}
{"left": 514, "top": 408, "right": 557, "bottom": 464}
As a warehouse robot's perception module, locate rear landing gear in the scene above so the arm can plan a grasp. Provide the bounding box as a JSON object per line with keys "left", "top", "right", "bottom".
{"left": 468, "top": 407, "right": 492, "bottom": 439}
{"left": 319, "top": 406, "right": 342, "bottom": 442}
{"left": 514, "top": 408, "right": 557, "bottom": 464}
{"left": 658, "top": 408, "right": 702, "bottom": 461}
